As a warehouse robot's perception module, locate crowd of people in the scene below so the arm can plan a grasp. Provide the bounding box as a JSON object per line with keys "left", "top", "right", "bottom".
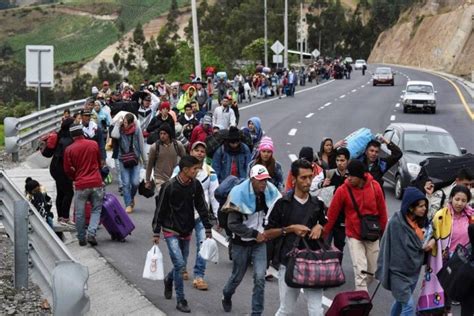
{"left": 30, "top": 68, "right": 474, "bottom": 315}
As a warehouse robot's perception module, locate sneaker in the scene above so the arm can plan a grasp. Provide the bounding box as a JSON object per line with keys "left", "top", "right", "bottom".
{"left": 78, "top": 240, "right": 87, "bottom": 247}
{"left": 451, "top": 301, "right": 460, "bottom": 306}
{"left": 126, "top": 206, "right": 133, "bottom": 214}
{"left": 176, "top": 299, "right": 191, "bottom": 313}
{"left": 164, "top": 278, "right": 173, "bottom": 299}
{"left": 192, "top": 277, "right": 208, "bottom": 290}
{"left": 118, "top": 187, "right": 123, "bottom": 196}
{"left": 131, "top": 198, "right": 135, "bottom": 208}
{"left": 222, "top": 296, "right": 232, "bottom": 312}
{"left": 87, "top": 235, "right": 98, "bottom": 246}
{"left": 182, "top": 271, "right": 189, "bottom": 281}
{"left": 265, "top": 273, "right": 274, "bottom": 281}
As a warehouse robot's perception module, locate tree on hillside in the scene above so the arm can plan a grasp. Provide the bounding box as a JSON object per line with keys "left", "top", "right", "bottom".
{"left": 144, "top": 27, "right": 177, "bottom": 75}
{"left": 167, "top": 0, "right": 180, "bottom": 40}
{"left": 129, "top": 23, "right": 146, "bottom": 70}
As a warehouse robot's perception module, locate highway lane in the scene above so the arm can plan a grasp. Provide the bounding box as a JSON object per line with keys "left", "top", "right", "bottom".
{"left": 94, "top": 67, "right": 470, "bottom": 315}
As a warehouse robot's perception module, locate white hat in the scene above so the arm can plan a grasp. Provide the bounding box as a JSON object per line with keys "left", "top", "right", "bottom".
{"left": 250, "top": 164, "right": 271, "bottom": 181}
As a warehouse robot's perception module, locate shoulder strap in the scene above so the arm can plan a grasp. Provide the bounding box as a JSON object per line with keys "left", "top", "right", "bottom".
{"left": 347, "top": 186, "right": 361, "bottom": 218}
{"left": 128, "top": 134, "right": 134, "bottom": 152}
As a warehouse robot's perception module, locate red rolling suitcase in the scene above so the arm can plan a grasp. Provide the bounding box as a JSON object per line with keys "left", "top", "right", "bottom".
{"left": 101, "top": 193, "right": 135, "bottom": 241}
{"left": 326, "top": 271, "right": 381, "bottom": 316}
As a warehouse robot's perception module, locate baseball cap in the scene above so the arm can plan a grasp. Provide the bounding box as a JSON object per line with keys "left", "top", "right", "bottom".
{"left": 250, "top": 164, "right": 271, "bottom": 181}
{"left": 191, "top": 141, "right": 207, "bottom": 150}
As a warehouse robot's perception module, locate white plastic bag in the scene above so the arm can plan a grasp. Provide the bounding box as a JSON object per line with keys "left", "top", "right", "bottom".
{"left": 142, "top": 245, "right": 164, "bottom": 280}
{"left": 199, "top": 238, "right": 219, "bottom": 264}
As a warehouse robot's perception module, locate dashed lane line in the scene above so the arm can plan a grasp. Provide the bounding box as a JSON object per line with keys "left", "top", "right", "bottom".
{"left": 288, "top": 128, "right": 297, "bottom": 136}
{"left": 351, "top": 89, "right": 357, "bottom": 93}
{"left": 324, "top": 102, "right": 332, "bottom": 107}
{"left": 361, "top": 85, "right": 365, "bottom": 88}
{"left": 390, "top": 115, "right": 396, "bottom": 121}
{"left": 339, "top": 95, "right": 346, "bottom": 99}
{"left": 305, "top": 113, "right": 314, "bottom": 118}
{"left": 395, "top": 103, "right": 400, "bottom": 108}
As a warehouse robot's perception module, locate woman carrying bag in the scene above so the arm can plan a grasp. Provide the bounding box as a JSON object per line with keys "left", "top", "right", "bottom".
{"left": 376, "top": 187, "right": 432, "bottom": 316}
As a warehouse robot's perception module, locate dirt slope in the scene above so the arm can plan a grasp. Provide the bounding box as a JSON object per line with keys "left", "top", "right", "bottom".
{"left": 368, "top": 0, "right": 473, "bottom": 77}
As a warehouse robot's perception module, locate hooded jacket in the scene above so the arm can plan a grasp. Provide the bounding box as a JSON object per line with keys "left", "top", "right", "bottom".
{"left": 177, "top": 86, "right": 197, "bottom": 113}
{"left": 324, "top": 173, "right": 388, "bottom": 240}
{"left": 241, "top": 117, "right": 263, "bottom": 150}
{"left": 376, "top": 187, "right": 428, "bottom": 303}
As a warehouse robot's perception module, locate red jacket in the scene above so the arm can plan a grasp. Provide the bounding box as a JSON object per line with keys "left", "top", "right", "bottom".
{"left": 188, "top": 124, "right": 211, "bottom": 151}
{"left": 63, "top": 137, "right": 103, "bottom": 190}
{"left": 324, "top": 173, "right": 388, "bottom": 241}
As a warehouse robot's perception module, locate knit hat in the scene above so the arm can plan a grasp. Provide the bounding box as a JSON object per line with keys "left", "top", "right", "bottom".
{"left": 159, "top": 101, "right": 170, "bottom": 110}
{"left": 299, "top": 146, "right": 314, "bottom": 162}
{"left": 226, "top": 126, "right": 240, "bottom": 141}
{"left": 25, "top": 177, "right": 40, "bottom": 194}
{"left": 69, "top": 123, "right": 84, "bottom": 138}
{"left": 202, "top": 114, "right": 212, "bottom": 126}
{"left": 347, "top": 160, "right": 366, "bottom": 179}
{"left": 258, "top": 136, "right": 274, "bottom": 152}
{"left": 159, "top": 123, "right": 172, "bottom": 137}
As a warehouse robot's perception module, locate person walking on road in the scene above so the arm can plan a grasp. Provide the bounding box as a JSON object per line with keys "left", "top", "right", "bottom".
{"left": 145, "top": 123, "right": 186, "bottom": 192}
{"left": 221, "top": 164, "right": 281, "bottom": 315}
{"left": 152, "top": 155, "right": 213, "bottom": 313}
{"left": 376, "top": 187, "right": 431, "bottom": 316}
{"left": 171, "top": 142, "right": 219, "bottom": 290}
{"left": 323, "top": 159, "right": 388, "bottom": 291}
{"left": 264, "top": 159, "right": 327, "bottom": 315}
{"left": 359, "top": 138, "right": 402, "bottom": 189}
{"left": 248, "top": 137, "right": 284, "bottom": 192}
{"left": 63, "top": 123, "right": 104, "bottom": 246}
{"left": 213, "top": 96, "right": 236, "bottom": 130}
{"left": 285, "top": 146, "right": 323, "bottom": 192}
{"left": 111, "top": 113, "right": 147, "bottom": 214}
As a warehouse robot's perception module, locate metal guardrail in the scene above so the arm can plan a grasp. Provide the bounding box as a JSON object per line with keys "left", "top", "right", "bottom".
{"left": 4, "top": 99, "right": 86, "bottom": 162}
{"left": 0, "top": 171, "right": 89, "bottom": 314}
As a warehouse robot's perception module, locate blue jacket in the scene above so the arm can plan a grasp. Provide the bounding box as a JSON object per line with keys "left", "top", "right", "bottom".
{"left": 212, "top": 143, "right": 251, "bottom": 182}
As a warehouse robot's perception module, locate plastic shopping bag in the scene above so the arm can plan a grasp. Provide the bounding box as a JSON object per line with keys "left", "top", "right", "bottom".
{"left": 199, "top": 238, "right": 219, "bottom": 264}
{"left": 142, "top": 245, "right": 164, "bottom": 280}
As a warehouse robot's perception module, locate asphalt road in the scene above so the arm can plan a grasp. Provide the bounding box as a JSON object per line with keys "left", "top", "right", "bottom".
{"left": 95, "top": 67, "right": 473, "bottom": 315}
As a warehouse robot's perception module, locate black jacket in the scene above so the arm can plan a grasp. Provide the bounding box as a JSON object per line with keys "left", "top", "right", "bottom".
{"left": 265, "top": 193, "right": 327, "bottom": 267}
{"left": 360, "top": 142, "right": 402, "bottom": 187}
{"left": 152, "top": 177, "right": 212, "bottom": 236}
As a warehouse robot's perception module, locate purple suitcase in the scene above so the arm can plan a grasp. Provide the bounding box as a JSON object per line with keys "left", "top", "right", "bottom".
{"left": 101, "top": 193, "right": 135, "bottom": 241}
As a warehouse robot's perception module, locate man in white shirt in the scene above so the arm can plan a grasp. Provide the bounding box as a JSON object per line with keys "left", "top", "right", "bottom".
{"left": 213, "top": 96, "right": 236, "bottom": 129}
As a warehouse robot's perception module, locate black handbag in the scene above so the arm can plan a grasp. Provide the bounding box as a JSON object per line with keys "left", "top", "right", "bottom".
{"left": 120, "top": 134, "right": 138, "bottom": 168}
{"left": 347, "top": 186, "right": 381, "bottom": 242}
{"left": 437, "top": 244, "right": 473, "bottom": 301}
{"left": 138, "top": 180, "right": 155, "bottom": 198}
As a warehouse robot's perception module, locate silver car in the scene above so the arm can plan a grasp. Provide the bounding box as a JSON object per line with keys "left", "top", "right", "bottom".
{"left": 402, "top": 80, "right": 437, "bottom": 114}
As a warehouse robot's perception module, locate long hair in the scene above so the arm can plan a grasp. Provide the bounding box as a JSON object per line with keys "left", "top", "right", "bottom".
{"left": 256, "top": 153, "right": 276, "bottom": 177}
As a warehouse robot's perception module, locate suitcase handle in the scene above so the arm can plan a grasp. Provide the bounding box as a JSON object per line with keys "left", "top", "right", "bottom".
{"left": 115, "top": 215, "right": 124, "bottom": 227}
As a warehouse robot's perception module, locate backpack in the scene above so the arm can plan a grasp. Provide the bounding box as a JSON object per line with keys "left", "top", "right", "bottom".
{"left": 214, "top": 175, "right": 245, "bottom": 230}
{"left": 40, "top": 131, "right": 58, "bottom": 158}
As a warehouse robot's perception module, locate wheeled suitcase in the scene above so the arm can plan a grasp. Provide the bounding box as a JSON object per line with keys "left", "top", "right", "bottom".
{"left": 101, "top": 193, "right": 135, "bottom": 241}
{"left": 326, "top": 271, "right": 381, "bottom": 316}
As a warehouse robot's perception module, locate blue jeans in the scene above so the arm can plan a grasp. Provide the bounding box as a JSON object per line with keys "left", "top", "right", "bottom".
{"left": 74, "top": 186, "right": 104, "bottom": 241}
{"left": 114, "top": 159, "right": 123, "bottom": 187}
{"left": 390, "top": 284, "right": 416, "bottom": 316}
{"left": 119, "top": 161, "right": 140, "bottom": 207}
{"left": 192, "top": 218, "right": 206, "bottom": 278}
{"left": 223, "top": 242, "right": 266, "bottom": 316}
{"left": 165, "top": 235, "right": 191, "bottom": 301}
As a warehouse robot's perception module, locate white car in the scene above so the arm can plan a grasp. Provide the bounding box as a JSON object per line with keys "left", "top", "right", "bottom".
{"left": 402, "top": 81, "right": 437, "bottom": 114}
{"left": 354, "top": 59, "right": 367, "bottom": 70}
{"left": 344, "top": 57, "right": 353, "bottom": 64}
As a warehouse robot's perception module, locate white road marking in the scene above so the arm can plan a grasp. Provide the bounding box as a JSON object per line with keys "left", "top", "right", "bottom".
{"left": 351, "top": 89, "right": 357, "bottom": 92}
{"left": 361, "top": 85, "right": 365, "bottom": 88}
{"left": 367, "top": 81, "right": 371, "bottom": 84}
{"left": 339, "top": 95, "right": 346, "bottom": 99}
{"left": 286, "top": 142, "right": 291, "bottom": 145}
{"left": 289, "top": 154, "right": 298, "bottom": 162}
{"left": 324, "top": 102, "right": 332, "bottom": 107}
{"left": 297, "top": 121, "right": 302, "bottom": 124}
{"left": 395, "top": 103, "right": 400, "bottom": 107}
{"left": 318, "top": 107, "right": 324, "bottom": 110}
{"left": 238, "top": 79, "right": 336, "bottom": 111}
{"left": 390, "top": 115, "right": 396, "bottom": 121}
{"left": 305, "top": 113, "right": 314, "bottom": 118}
{"left": 288, "top": 128, "right": 297, "bottom": 136}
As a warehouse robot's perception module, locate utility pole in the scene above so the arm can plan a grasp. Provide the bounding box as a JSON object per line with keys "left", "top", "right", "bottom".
{"left": 318, "top": 2, "right": 322, "bottom": 53}
{"left": 264, "top": 0, "right": 268, "bottom": 67}
{"left": 299, "top": 1, "right": 303, "bottom": 66}
{"left": 191, "top": 0, "right": 202, "bottom": 79}
{"left": 284, "top": 0, "right": 288, "bottom": 69}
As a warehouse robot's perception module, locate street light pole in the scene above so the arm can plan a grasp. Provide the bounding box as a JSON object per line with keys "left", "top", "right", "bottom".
{"left": 191, "top": 0, "right": 202, "bottom": 79}
{"left": 284, "top": 0, "right": 288, "bottom": 69}
{"left": 264, "top": 0, "right": 268, "bottom": 67}
{"left": 300, "top": 1, "right": 303, "bottom": 66}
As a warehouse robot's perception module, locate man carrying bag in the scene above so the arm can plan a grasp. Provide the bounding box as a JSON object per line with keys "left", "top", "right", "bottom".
{"left": 264, "top": 159, "right": 330, "bottom": 315}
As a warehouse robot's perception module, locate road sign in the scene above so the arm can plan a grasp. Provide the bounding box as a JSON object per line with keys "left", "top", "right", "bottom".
{"left": 271, "top": 40, "right": 284, "bottom": 55}
{"left": 272, "top": 54, "right": 283, "bottom": 64}
{"left": 26, "top": 45, "right": 54, "bottom": 88}
{"left": 311, "top": 49, "right": 320, "bottom": 58}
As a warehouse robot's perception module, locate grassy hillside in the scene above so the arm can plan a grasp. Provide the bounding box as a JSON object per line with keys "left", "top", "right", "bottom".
{"left": 0, "top": 0, "right": 188, "bottom": 66}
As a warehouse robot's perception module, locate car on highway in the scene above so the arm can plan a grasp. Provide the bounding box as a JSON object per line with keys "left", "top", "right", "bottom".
{"left": 372, "top": 67, "right": 394, "bottom": 86}
{"left": 402, "top": 80, "right": 437, "bottom": 114}
{"left": 381, "top": 123, "right": 466, "bottom": 199}
{"left": 343, "top": 57, "right": 353, "bottom": 64}
{"left": 354, "top": 59, "right": 367, "bottom": 70}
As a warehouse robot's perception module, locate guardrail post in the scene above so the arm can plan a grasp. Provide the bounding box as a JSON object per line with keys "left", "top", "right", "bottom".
{"left": 14, "top": 200, "right": 29, "bottom": 289}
